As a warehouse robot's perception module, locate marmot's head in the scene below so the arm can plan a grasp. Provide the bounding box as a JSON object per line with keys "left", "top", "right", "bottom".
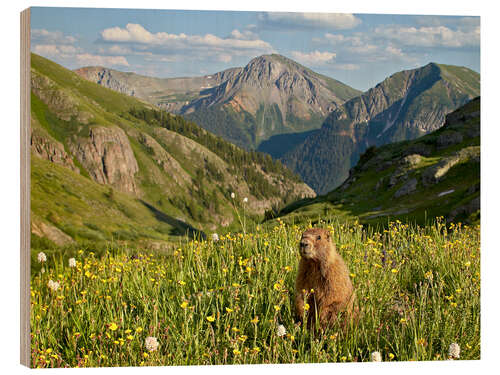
{"left": 299, "top": 228, "right": 333, "bottom": 260}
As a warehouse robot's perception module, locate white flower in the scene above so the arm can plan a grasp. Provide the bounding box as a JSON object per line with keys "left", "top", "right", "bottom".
{"left": 145, "top": 336, "right": 159, "bottom": 352}
{"left": 47, "top": 280, "right": 60, "bottom": 292}
{"left": 37, "top": 252, "right": 47, "bottom": 263}
{"left": 230, "top": 192, "right": 235, "bottom": 199}
{"left": 211, "top": 233, "right": 219, "bottom": 242}
{"left": 276, "top": 324, "right": 287, "bottom": 337}
{"left": 243, "top": 197, "right": 248, "bottom": 203}
{"left": 371, "top": 351, "right": 382, "bottom": 362}
{"left": 448, "top": 342, "right": 460, "bottom": 359}
{"left": 68, "top": 258, "right": 76, "bottom": 268}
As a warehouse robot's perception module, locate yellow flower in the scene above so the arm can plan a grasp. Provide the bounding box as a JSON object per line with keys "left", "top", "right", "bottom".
{"left": 225, "top": 307, "right": 234, "bottom": 313}
{"left": 124, "top": 329, "right": 132, "bottom": 334}
{"left": 251, "top": 316, "right": 259, "bottom": 324}
{"left": 391, "top": 269, "right": 398, "bottom": 274}
{"left": 304, "top": 303, "right": 310, "bottom": 311}
{"left": 273, "top": 283, "right": 281, "bottom": 291}
{"left": 274, "top": 305, "right": 281, "bottom": 311}
{"left": 206, "top": 315, "right": 215, "bottom": 322}
{"left": 284, "top": 266, "right": 292, "bottom": 272}
{"left": 108, "top": 322, "right": 118, "bottom": 331}
{"left": 252, "top": 347, "right": 260, "bottom": 353}
{"left": 464, "top": 261, "right": 471, "bottom": 267}
{"left": 127, "top": 335, "right": 134, "bottom": 341}
{"left": 388, "top": 353, "right": 395, "bottom": 360}
{"left": 233, "top": 349, "right": 241, "bottom": 355}
{"left": 135, "top": 327, "right": 143, "bottom": 333}
{"left": 350, "top": 273, "right": 356, "bottom": 278}
{"left": 180, "top": 301, "right": 189, "bottom": 309}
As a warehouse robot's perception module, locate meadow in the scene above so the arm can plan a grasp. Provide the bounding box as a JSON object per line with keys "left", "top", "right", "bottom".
{"left": 30, "top": 217, "right": 480, "bottom": 367}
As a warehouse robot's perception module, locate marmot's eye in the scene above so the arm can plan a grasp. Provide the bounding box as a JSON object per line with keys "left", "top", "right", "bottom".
{"left": 317, "top": 235, "right": 321, "bottom": 240}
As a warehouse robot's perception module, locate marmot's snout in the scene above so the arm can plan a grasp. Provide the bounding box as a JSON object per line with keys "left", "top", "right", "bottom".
{"left": 299, "top": 239, "right": 313, "bottom": 257}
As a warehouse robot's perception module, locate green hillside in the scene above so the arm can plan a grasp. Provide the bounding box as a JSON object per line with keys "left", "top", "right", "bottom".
{"left": 30, "top": 53, "right": 315, "bottom": 248}
{"left": 272, "top": 97, "right": 480, "bottom": 227}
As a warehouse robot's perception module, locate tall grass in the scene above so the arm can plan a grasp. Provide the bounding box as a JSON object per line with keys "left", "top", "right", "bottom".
{"left": 30, "top": 218, "right": 480, "bottom": 367}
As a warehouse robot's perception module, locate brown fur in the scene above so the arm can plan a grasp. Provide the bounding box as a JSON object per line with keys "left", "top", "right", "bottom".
{"left": 294, "top": 228, "right": 358, "bottom": 330}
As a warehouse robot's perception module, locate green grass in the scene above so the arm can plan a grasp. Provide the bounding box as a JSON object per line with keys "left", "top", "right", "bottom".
{"left": 30, "top": 217, "right": 479, "bottom": 367}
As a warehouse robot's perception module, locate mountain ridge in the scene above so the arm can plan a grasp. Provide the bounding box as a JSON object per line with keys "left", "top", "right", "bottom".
{"left": 281, "top": 62, "right": 480, "bottom": 194}
{"left": 75, "top": 54, "right": 362, "bottom": 149}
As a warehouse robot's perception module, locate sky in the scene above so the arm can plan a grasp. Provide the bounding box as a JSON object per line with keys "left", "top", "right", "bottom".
{"left": 30, "top": 7, "right": 480, "bottom": 91}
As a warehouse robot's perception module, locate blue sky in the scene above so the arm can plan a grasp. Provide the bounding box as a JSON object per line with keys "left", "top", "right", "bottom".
{"left": 31, "top": 7, "right": 480, "bottom": 90}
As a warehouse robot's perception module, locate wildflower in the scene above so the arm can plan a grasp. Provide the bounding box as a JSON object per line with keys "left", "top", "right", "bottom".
{"left": 211, "top": 233, "right": 219, "bottom": 242}
{"left": 206, "top": 315, "right": 216, "bottom": 322}
{"left": 448, "top": 343, "right": 460, "bottom": 359}
{"left": 274, "top": 305, "right": 281, "bottom": 312}
{"left": 225, "top": 307, "right": 234, "bottom": 313}
{"left": 251, "top": 316, "right": 259, "bottom": 324}
{"left": 371, "top": 352, "right": 382, "bottom": 362}
{"left": 388, "top": 353, "right": 395, "bottom": 360}
{"left": 135, "top": 327, "right": 143, "bottom": 333}
{"left": 68, "top": 258, "right": 76, "bottom": 268}
{"left": 391, "top": 268, "right": 398, "bottom": 274}
{"left": 47, "top": 280, "right": 60, "bottom": 292}
{"left": 145, "top": 336, "right": 159, "bottom": 352}
{"left": 231, "top": 192, "right": 235, "bottom": 199}
{"left": 108, "top": 322, "right": 118, "bottom": 331}
{"left": 252, "top": 346, "right": 260, "bottom": 353}
{"left": 424, "top": 271, "right": 433, "bottom": 280}
{"left": 233, "top": 348, "right": 241, "bottom": 355}
{"left": 37, "top": 252, "right": 47, "bottom": 263}
{"left": 277, "top": 324, "right": 287, "bottom": 337}
{"left": 243, "top": 197, "right": 248, "bottom": 203}
{"left": 180, "top": 301, "right": 189, "bottom": 309}
{"left": 304, "top": 303, "right": 310, "bottom": 311}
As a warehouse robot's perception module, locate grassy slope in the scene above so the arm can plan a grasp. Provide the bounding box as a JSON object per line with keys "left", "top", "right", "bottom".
{"left": 30, "top": 218, "right": 480, "bottom": 366}
{"left": 273, "top": 98, "right": 480, "bottom": 227}
{"left": 30, "top": 54, "right": 309, "bottom": 246}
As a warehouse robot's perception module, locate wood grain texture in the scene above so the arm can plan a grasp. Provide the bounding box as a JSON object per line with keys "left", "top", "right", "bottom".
{"left": 20, "top": 7, "right": 31, "bottom": 368}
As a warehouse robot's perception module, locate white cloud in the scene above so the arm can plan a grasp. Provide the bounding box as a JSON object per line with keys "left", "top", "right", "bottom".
{"left": 32, "top": 29, "right": 76, "bottom": 45}
{"left": 373, "top": 25, "right": 480, "bottom": 48}
{"left": 32, "top": 44, "right": 81, "bottom": 58}
{"left": 99, "top": 23, "right": 274, "bottom": 64}
{"left": 229, "top": 29, "right": 259, "bottom": 41}
{"left": 258, "top": 12, "right": 361, "bottom": 30}
{"left": 75, "top": 53, "right": 129, "bottom": 67}
{"left": 291, "top": 50, "right": 336, "bottom": 66}
{"left": 334, "top": 63, "right": 360, "bottom": 71}
{"left": 100, "top": 23, "right": 273, "bottom": 52}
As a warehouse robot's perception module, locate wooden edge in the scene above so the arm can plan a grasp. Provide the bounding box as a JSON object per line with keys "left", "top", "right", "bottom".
{"left": 20, "top": 7, "right": 31, "bottom": 368}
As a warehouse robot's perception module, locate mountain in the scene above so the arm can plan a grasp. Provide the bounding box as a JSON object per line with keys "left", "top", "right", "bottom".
{"left": 273, "top": 97, "right": 480, "bottom": 226}
{"left": 281, "top": 63, "right": 480, "bottom": 194}
{"left": 30, "top": 53, "right": 315, "bottom": 247}
{"left": 75, "top": 54, "right": 361, "bottom": 149}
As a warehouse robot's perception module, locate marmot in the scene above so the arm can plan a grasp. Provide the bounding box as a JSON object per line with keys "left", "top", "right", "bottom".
{"left": 294, "top": 228, "right": 358, "bottom": 329}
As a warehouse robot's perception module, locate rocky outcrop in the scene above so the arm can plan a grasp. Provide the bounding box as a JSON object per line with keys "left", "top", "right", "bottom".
{"left": 136, "top": 131, "right": 191, "bottom": 186}
{"left": 31, "top": 221, "right": 74, "bottom": 246}
{"left": 69, "top": 126, "right": 139, "bottom": 194}
{"left": 422, "top": 146, "right": 479, "bottom": 186}
{"left": 31, "top": 125, "right": 79, "bottom": 173}
{"left": 31, "top": 69, "right": 93, "bottom": 123}
{"left": 394, "top": 178, "right": 418, "bottom": 198}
